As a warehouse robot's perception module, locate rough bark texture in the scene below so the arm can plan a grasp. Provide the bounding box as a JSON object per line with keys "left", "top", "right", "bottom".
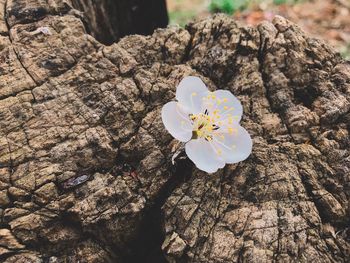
{"left": 0, "top": 1, "right": 349, "bottom": 263}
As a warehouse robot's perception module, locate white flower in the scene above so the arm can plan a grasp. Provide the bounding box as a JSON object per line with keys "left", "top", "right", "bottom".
{"left": 162, "top": 76, "right": 252, "bottom": 173}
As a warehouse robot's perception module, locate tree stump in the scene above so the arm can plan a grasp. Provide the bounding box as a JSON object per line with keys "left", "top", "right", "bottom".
{"left": 0, "top": 1, "right": 349, "bottom": 262}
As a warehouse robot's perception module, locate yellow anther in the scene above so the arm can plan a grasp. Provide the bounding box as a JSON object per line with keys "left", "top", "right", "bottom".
{"left": 192, "top": 92, "right": 197, "bottom": 96}
{"left": 217, "top": 99, "right": 222, "bottom": 105}
{"left": 224, "top": 106, "right": 229, "bottom": 110}
{"left": 223, "top": 98, "right": 228, "bottom": 102}
{"left": 233, "top": 116, "right": 239, "bottom": 120}
{"left": 211, "top": 95, "right": 216, "bottom": 99}
{"left": 228, "top": 128, "right": 238, "bottom": 134}
{"left": 190, "top": 108, "right": 226, "bottom": 140}
{"left": 220, "top": 135, "right": 225, "bottom": 140}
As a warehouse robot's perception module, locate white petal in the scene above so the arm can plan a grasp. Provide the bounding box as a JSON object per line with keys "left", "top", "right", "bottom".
{"left": 162, "top": 102, "right": 193, "bottom": 142}
{"left": 212, "top": 125, "right": 252, "bottom": 164}
{"left": 176, "top": 76, "right": 209, "bottom": 114}
{"left": 185, "top": 138, "right": 225, "bottom": 173}
{"left": 202, "top": 89, "right": 243, "bottom": 122}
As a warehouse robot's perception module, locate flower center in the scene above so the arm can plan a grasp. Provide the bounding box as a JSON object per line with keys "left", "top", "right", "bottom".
{"left": 190, "top": 110, "right": 219, "bottom": 141}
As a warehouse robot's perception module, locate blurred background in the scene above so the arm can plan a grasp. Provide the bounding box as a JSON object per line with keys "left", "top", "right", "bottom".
{"left": 166, "top": 0, "right": 350, "bottom": 59}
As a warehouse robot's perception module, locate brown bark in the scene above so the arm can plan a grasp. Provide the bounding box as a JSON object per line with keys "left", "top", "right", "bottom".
{"left": 0, "top": 1, "right": 349, "bottom": 262}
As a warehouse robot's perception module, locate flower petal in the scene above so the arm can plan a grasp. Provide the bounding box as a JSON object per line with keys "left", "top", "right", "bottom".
{"left": 162, "top": 102, "right": 193, "bottom": 142}
{"left": 176, "top": 76, "right": 209, "bottom": 114}
{"left": 185, "top": 138, "right": 225, "bottom": 173}
{"left": 212, "top": 125, "right": 252, "bottom": 164}
{"left": 202, "top": 89, "right": 243, "bottom": 122}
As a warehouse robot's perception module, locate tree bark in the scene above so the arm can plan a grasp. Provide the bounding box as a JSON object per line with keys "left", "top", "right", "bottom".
{"left": 71, "top": 0, "right": 169, "bottom": 44}
{"left": 0, "top": 0, "right": 349, "bottom": 263}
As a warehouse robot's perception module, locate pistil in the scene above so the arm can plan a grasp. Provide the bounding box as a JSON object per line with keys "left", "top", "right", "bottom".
{"left": 190, "top": 109, "right": 220, "bottom": 141}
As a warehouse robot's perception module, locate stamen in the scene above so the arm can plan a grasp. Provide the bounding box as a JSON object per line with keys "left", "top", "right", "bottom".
{"left": 190, "top": 114, "right": 197, "bottom": 121}
{"left": 220, "top": 115, "right": 239, "bottom": 125}
{"left": 190, "top": 109, "right": 223, "bottom": 140}
{"left": 221, "top": 107, "right": 235, "bottom": 116}
{"left": 212, "top": 125, "right": 220, "bottom": 130}
{"left": 228, "top": 128, "right": 238, "bottom": 135}
{"left": 206, "top": 136, "right": 213, "bottom": 141}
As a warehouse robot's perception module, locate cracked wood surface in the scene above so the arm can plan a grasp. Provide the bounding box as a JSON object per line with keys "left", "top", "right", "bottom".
{"left": 0, "top": 0, "right": 349, "bottom": 262}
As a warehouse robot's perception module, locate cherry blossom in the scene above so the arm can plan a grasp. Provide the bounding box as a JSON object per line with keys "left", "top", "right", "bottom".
{"left": 162, "top": 76, "right": 252, "bottom": 173}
